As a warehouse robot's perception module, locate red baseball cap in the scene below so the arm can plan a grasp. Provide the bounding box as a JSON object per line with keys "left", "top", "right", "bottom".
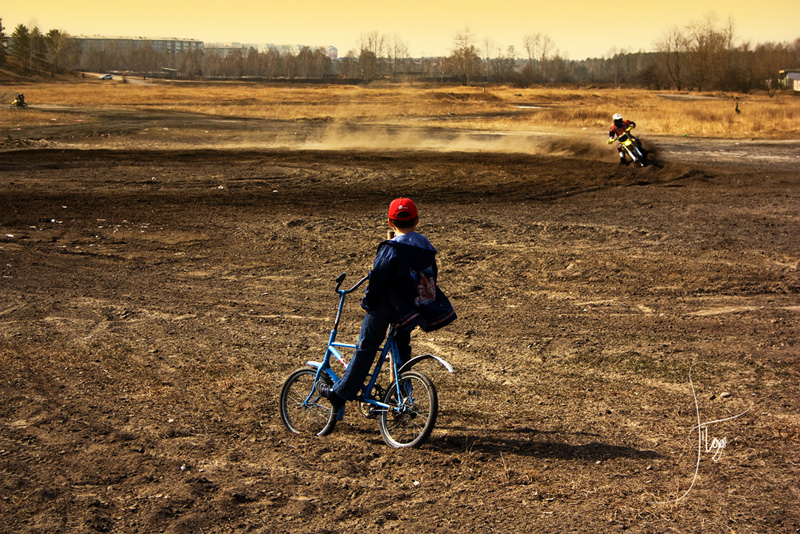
{"left": 388, "top": 198, "right": 418, "bottom": 221}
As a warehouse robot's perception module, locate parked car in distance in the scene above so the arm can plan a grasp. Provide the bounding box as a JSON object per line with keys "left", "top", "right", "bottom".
{"left": 99, "top": 74, "right": 113, "bottom": 80}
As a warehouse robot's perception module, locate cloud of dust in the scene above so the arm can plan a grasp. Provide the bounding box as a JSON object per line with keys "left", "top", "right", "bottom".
{"left": 191, "top": 121, "right": 623, "bottom": 164}
{"left": 538, "top": 136, "right": 619, "bottom": 162}
{"left": 298, "top": 122, "right": 619, "bottom": 161}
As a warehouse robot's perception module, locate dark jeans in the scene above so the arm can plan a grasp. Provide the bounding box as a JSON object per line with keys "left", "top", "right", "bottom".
{"left": 333, "top": 303, "right": 411, "bottom": 400}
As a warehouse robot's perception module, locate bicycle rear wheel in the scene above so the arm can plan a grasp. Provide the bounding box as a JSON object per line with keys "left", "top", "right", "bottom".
{"left": 279, "top": 367, "right": 337, "bottom": 436}
{"left": 379, "top": 371, "right": 438, "bottom": 448}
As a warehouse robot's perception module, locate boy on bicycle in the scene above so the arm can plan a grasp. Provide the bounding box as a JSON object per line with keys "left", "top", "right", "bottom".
{"left": 317, "top": 197, "right": 455, "bottom": 412}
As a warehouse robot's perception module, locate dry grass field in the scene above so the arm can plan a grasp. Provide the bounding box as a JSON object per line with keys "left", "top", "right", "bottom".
{"left": 1, "top": 78, "right": 799, "bottom": 533}
{"left": 3, "top": 79, "right": 800, "bottom": 139}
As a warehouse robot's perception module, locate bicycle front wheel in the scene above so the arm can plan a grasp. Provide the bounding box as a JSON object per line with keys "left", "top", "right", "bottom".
{"left": 279, "top": 367, "right": 337, "bottom": 436}
{"left": 379, "top": 371, "right": 438, "bottom": 448}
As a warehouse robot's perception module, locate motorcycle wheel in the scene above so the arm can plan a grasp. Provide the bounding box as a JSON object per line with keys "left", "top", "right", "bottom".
{"left": 633, "top": 148, "right": 647, "bottom": 167}
{"left": 624, "top": 147, "right": 638, "bottom": 166}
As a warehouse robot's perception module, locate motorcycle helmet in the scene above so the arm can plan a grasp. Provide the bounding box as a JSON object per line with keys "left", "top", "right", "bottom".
{"left": 612, "top": 113, "right": 624, "bottom": 126}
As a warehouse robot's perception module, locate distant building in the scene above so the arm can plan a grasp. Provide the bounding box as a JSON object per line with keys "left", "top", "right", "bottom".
{"left": 73, "top": 36, "right": 334, "bottom": 60}
{"left": 74, "top": 36, "right": 203, "bottom": 55}
{"left": 204, "top": 42, "right": 259, "bottom": 58}
{"left": 778, "top": 70, "right": 800, "bottom": 92}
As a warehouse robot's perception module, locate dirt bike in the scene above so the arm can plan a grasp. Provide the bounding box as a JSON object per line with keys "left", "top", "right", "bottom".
{"left": 609, "top": 126, "right": 649, "bottom": 167}
{"left": 10, "top": 98, "right": 28, "bottom": 109}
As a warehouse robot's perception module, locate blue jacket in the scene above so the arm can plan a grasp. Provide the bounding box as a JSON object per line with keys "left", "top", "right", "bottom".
{"left": 362, "top": 232, "right": 456, "bottom": 332}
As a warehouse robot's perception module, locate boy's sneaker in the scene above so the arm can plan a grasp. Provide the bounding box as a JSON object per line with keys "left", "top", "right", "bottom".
{"left": 316, "top": 381, "right": 346, "bottom": 412}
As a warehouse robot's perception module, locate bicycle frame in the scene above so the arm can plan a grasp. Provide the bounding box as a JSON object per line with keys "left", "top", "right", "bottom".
{"left": 302, "top": 274, "right": 394, "bottom": 418}
{"left": 303, "top": 273, "right": 453, "bottom": 420}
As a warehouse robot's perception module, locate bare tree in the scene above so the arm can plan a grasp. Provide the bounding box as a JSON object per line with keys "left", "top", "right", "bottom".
{"left": 314, "top": 47, "right": 333, "bottom": 79}
{"left": 358, "top": 49, "right": 378, "bottom": 81}
{"left": 481, "top": 37, "right": 495, "bottom": 82}
{"left": 550, "top": 50, "right": 573, "bottom": 82}
{"left": 523, "top": 33, "right": 555, "bottom": 82}
{"left": 293, "top": 47, "right": 330, "bottom": 79}
{"left": 225, "top": 49, "right": 244, "bottom": 78}
{"left": 538, "top": 34, "right": 554, "bottom": 80}
{"left": 260, "top": 48, "right": 280, "bottom": 79}
{"left": 387, "top": 34, "right": 409, "bottom": 79}
{"left": 655, "top": 26, "right": 689, "bottom": 90}
{"left": 128, "top": 42, "right": 163, "bottom": 77}
{"left": 283, "top": 52, "right": 297, "bottom": 79}
{"left": 450, "top": 27, "right": 480, "bottom": 85}
{"left": 338, "top": 50, "right": 359, "bottom": 79}
{"left": 686, "top": 14, "right": 735, "bottom": 90}
{"left": 522, "top": 33, "right": 538, "bottom": 80}
{"left": 358, "top": 31, "right": 385, "bottom": 81}
{"left": 489, "top": 45, "right": 518, "bottom": 83}
{"left": 245, "top": 48, "right": 260, "bottom": 77}
{"left": 795, "top": 37, "right": 800, "bottom": 64}
{"left": 177, "top": 48, "right": 203, "bottom": 78}
{"left": 755, "top": 41, "right": 796, "bottom": 96}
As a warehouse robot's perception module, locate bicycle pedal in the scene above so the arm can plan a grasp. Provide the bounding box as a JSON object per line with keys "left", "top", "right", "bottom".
{"left": 358, "top": 402, "right": 377, "bottom": 419}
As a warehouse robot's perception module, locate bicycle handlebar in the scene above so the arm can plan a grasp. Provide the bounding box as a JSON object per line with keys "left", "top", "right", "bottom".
{"left": 334, "top": 272, "right": 369, "bottom": 294}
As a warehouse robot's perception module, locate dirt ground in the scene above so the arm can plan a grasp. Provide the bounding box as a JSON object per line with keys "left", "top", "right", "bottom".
{"left": 1, "top": 107, "right": 799, "bottom": 533}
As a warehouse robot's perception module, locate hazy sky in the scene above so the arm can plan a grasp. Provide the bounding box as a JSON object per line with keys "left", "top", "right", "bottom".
{"left": 3, "top": 0, "right": 799, "bottom": 60}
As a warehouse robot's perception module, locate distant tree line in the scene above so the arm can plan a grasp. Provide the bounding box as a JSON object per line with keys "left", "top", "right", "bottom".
{"left": 446, "top": 19, "right": 800, "bottom": 95}
{"left": 2, "top": 15, "right": 798, "bottom": 94}
{"left": 651, "top": 15, "right": 800, "bottom": 94}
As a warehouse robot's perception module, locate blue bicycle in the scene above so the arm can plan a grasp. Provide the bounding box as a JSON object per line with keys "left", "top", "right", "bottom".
{"left": 279, "top": 273, "right": 454, "bottom": 448}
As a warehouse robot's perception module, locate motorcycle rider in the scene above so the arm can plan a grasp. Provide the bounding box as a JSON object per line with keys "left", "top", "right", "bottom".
{"left": 608, "top": 113, "right": 643, "bottom": 165}
{"left": 12, "top": 93, "right": 26, "bottom": 108}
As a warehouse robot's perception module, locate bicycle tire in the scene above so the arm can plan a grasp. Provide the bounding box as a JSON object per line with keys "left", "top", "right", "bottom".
{"left": 379, "top": 371, "right": 438, "bottom": 448}
{"left": 279, "top": 367, "right": 337, "bottom": 437}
